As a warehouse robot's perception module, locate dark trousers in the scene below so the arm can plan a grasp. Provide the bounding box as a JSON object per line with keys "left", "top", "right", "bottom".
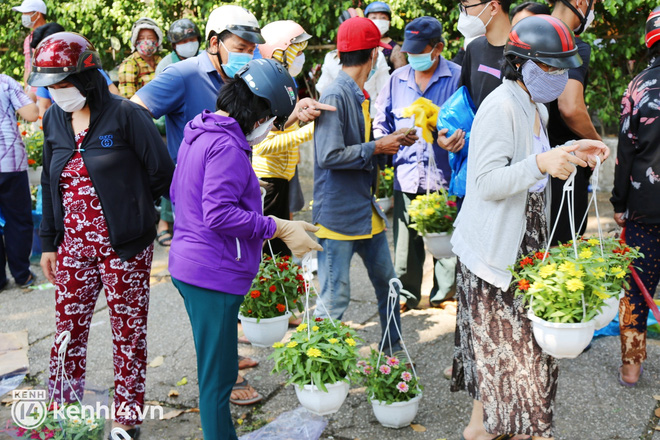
{"left": 620, "top": 220, "right": 660, "bottom": 365}
{"left": 262, "top": 177, "right": 291, "bottom": 257}
{"left": 0, "top": 171, "right": 33, "bottom": 286}
{"left": 173, "top": 278, "right": 243, "bottom": 440}
{"left": 393, "top": 190, "right": 456, "bottom": 308}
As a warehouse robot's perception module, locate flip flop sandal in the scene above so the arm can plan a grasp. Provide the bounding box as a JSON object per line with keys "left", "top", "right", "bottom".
{"left": 238, "top": 355, "right": 258, "bottom": 370}
{"left": 619, "top": 365, "right": 643, "bottom": 387}
{"left": 156, "top": 230, "right": 172, "bottom": 246}
{"left": 230, "top": 377, "right": 263, "bottom": 406}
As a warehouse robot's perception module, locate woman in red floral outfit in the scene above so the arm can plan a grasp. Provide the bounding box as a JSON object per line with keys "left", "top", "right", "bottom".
{"left": 29, "top": 33, "right": 174, "bottom": 439}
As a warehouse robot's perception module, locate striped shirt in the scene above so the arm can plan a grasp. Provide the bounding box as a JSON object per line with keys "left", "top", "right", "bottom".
{"left": 0, "top": 74, "right": 32, "bottom": 173}
{"left": 118, "top": 52, "right": 162, "bottom": 99}
{"left": 252, "top": 121, "right": 314, "bottom": 180}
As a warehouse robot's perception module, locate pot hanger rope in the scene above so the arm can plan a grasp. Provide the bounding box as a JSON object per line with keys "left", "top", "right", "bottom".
{"left": 536, "top": 167, "right": 587, "bottom": 322}
{"left": 576, "top": 156, "right": 605, "bottom": 256}
{"left": 375, "top": 279, "right": 418, "bottom": 380}
{"left": 48, "top": 330, "right": 83, "bottom": 410}
{"left": 425, "top": 144, "right": 446, "bottom": 197}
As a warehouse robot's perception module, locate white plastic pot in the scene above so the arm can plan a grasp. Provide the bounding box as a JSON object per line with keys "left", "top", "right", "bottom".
{"left": 527, "top": 309, "right": 595, "bottom": 359}
{"left": 422, "top": 232, "right": 453, "bottom": 259}
{"left": 376, "top": 197, "right": 392, "bottom": 213}
{"left": 371, "top": 393, "right": 422, "bottom": 429}
{"left": 593, "top": 289, "right": 624, "bottom": 331}
{"left": 295, "top": 379, "right": 349, "bottom": 416}
{"left": 27, "top": 166, "right": 42, "bottom": 187}
{"left": 238, "top": 311, "right": 291, "bottom": 347}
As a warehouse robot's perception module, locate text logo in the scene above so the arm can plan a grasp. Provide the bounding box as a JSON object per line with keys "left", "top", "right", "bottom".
{"left": 11, "top": 390, "right": 47, "bottom": 429}
{"left": 99, "top": 135, "right": 113, "bottom": 148}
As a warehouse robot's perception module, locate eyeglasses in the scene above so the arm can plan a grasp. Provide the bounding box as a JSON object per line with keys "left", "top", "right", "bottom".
{"left": 458, "top": 0, "right": 494, "bottom": 14}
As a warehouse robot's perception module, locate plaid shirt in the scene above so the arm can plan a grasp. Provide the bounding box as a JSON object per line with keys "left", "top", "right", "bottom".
{"left": 118, "top": 52, "right": 162, "bottom": 99}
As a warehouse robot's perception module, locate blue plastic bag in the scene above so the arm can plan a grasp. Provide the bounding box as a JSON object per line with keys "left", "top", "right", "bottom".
{"left": 436, "top": 86, "right": 476, "bottom": 198}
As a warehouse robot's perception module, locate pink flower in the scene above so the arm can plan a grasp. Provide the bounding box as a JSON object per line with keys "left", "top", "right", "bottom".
{"left": 396, "top": 381, "right": 409, "bottom": 393}
{"left": 401, "top": 371, "right": 412, "bottom": 382}
{"left": 386, "top": 356, "right": 400, "bottom": 367}
{"left": 363, "top": 366, "right": 373, "bottom": 375}
{"left": 379, "top": 365, "right": 391, "bottom": 375}
{"left": 357, "top": 360, "right": 367, "bottom": 368}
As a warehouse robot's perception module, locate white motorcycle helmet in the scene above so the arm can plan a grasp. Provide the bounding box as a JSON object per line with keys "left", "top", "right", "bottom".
{"left": 205, "top": 5, "right": 264, "bottom": 44}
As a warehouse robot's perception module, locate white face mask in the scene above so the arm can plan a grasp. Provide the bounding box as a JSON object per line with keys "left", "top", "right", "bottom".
{"left": 48, "top": 86, "right": 87, "bottom": 113}
{"left": 288, "top": 53, "right": 305, "bottom": 77}
{"left": 22, "top": 12, "right": 37, "bottom": 28}
{"left": 246, "top": 116, "right": 276, "bottom": 146}
{"left": 457, "top": 2, "right": 493, "bottom": 39}
{"left": 175, "top": 40, "right": 199, "bottom": 59}
{"left": 371, "top": 19, "right": 390, "bottom": 37}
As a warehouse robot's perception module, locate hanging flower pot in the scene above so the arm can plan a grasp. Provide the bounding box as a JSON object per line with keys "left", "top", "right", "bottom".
{"left": 593, "top": 289, "right": 624, "bottom": 331}
{"left": 376, "top": 197, "right": 392, "bottom": 213}
{"left": 238, "top": 311, "right": 291, "bottom": 347}
{"left": 423, "top": 232, "right": 453, "bottom": 259}
{"left": 294, "top": 379, "right": 350, "bottom": 416}
{"left": 371, "top": 393, "right": 422, "bottom": 429}
{"left": 527, "top": 309, "right": 594, "bottom": 359}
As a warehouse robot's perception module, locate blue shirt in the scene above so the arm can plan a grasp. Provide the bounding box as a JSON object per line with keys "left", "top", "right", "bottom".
{"left": 373, "top": 58, "right": 461, "bottom": 194}
{"left": 312, "top": 71, "right": 386, "bottom": 236}
{"left": 135, "top": 52, "right": 224, "bottom": 162}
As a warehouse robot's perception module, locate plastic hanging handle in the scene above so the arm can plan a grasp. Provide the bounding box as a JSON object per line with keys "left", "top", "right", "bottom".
{"left": 111, "top": 428, "right": 132, "bottom": 440}
{"left": 56, "top": 331, "right": 71, "bottom": 355}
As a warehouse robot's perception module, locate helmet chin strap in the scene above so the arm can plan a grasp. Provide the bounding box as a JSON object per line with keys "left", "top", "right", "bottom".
{"left": 561, "top": 0, "right": 594, "bottom": 35}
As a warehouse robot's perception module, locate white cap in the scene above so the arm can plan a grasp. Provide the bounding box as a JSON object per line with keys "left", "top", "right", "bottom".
{"left": 12, "top": 0, "right": 47, "bottom": 14}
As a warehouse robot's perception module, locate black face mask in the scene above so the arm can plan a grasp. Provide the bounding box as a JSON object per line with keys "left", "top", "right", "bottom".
{"left": 561, "top": 0, "right": 595, "bottom": 35}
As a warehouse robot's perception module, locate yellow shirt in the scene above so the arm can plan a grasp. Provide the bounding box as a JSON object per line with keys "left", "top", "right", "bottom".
{"left": 316, "top": 96, "right": 385, "bottom": 240}
{"left": 252, "top": 122, "right": 314, "bottom": 180}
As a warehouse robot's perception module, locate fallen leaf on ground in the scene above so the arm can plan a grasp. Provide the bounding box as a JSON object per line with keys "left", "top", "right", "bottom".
{"left": 168, "top": 389, "right": 179, "bottom": 397}
{"left": 655, "top": 407, "right": 660, "bottom": 418}
{"left": 411, "top": 423, "right": 426, "bottom": 432}
{"left": 654, "top": 395, "right": 660, "bottom": 401}
{"left": 237, "top": 419, "right": 243, "bottom": 425}
{"left": 148, "top": 355, "right": 164, "bottom": 368}
{"left": 176, "top": 377, "right": 188, "bottom": 386}
{"left": 185, "top": 408, "right": 199, "bottom": 413}
{"left": 161, "top": 409, "right": 184, "bottom": 420}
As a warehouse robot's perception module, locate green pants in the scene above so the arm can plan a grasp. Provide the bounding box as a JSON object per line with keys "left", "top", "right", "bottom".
{"left": 392, "top": 190, "right": 456, "bottom": 308}
{"left": 172, "top": 278, "right": 243, "bottom": 440}
{"left": 159, "top": 197, "right": 174, "bottom": 223}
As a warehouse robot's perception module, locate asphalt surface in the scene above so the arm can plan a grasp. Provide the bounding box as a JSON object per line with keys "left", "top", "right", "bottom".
{"left": 0, "top": 137, "right": 658, "bottom": 440}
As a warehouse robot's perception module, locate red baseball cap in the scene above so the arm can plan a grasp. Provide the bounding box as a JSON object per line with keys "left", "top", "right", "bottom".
{"left": 337, "top": 17, "right": 391, "bottom": 52}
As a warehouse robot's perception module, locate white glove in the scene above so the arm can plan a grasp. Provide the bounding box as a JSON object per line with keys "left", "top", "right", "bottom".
{"left": 269, "top": 216, "right": 323, "bottom": 258}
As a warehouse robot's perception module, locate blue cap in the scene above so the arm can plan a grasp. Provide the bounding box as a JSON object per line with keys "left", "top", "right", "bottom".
{"left": 401, "top": 16, "right": 444, "bottom": 54}
{"left": 364, "top": 1, "right": 391, "bottom": 18}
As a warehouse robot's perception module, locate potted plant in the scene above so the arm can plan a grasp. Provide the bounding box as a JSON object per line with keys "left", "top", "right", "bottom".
{"left": 356, "top": 349, "right": 423, "bottom": 429}
{"left": 270, "top": 317, "right": 362, "bottom": 415}
{"left": 511, "top": 236, "right": 642, "bottom": 358}
{"left": 376, "top": 166, "right": 394, "bottom": 213}
{"left": 408, "top": 189, "right": 458, "bottom": 259}
{"left": 238, "top": 254, "right": 305, "bottom": 347}
{"left": 14, "top": 402, "right": 104, "bottom": 440}
{"left": 19, "top": 119, "right": 44, "bottom": 186}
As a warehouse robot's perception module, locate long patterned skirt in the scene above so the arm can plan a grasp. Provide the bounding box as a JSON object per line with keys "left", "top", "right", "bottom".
{"left": 450, "top": 191, "right": 558, "bottom": 438}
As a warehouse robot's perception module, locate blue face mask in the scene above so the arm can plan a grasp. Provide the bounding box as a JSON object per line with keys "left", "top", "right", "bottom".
{"left": 367, "top": 51, "right": 377, "bottom": 81}
{"left": 407, "top": 52, "right": 435, "bottom": 72}
{"left": 219, "top": 40, "right": 253, "bottom": 78}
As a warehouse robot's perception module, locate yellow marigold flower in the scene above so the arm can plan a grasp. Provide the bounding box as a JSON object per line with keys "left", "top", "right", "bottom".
{"left": 409, "top": 209, "right": 419, "bottom": 217}
{"left": 328, "top": 338, "right": 338, "bottom": 344}
{"left": 296, "top": 323, "right": 308, "bottom": 332}
{"left": 345, "top": 338, "right": 356, "bottom": 346}
{"left": 566, "top": 278, "right": 585, "bottom": 292}
{"left": 612, "top": 267, "right": 626, "bottom": 278}
{"left": 531, "top": 281, "right": 545, "bottom": 291}
{"left": 307, "top": 347, "right": 322, "bottom": 357}
{"left": 571, "top": 269, "right": 585, "bottom": 278}
{"left": 579, "top": 248, "right": 593, "bottom": 259}
{"left": 592, "top": 268, "right": 606, "bottom": 279}
{"left": 539, "top": 263, "right": 556, "bottom": 279}
{"left": 596, "top": 257, "right": 605, "bottom": 263}
{"left": 423, "top": 207, "right": 435, "bottom": 216}
{"left": 287, "top": 341, "right": 298, "bottom": 348}
{"left": 312, "top": 325, "right": 319, "bottom": 331}
{"left": 593, "top": 290, "right": 609, "bottom": 300}
{"left": 272, "top": 342, "right": 284, "bottom": 348}
{"left": 588, "top": 238, "right": 600, "bottom": 246}
{"left": 558, "top": 262, "right": 574, "bottom": 274}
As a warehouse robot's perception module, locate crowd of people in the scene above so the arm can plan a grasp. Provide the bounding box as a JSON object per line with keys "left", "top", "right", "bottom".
{"left": 1, "top": 0, "right": 658, "bottom": 439}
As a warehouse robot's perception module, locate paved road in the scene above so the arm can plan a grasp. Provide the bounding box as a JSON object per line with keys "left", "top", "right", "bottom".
{"left": 1, "top": 138, "right": 658, "bottom": 439}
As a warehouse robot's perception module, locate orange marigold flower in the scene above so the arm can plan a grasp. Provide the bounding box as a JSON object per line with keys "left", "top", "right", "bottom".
{"left": 250, "top": 290, "right": 261, "bottom": 298}
{"left": 269, "top": 285, "right": 277, "bottom": 293}
{"left": 276, "top": 303, "right": 286, "bottom": 312}
{"left": 520, "top": 257, "right": 533, "bottom": 268}
{"left": 27, "top": 159, "right": 36, "bottom": 165}
{"left": 534, "top": 252, "right": 545, "bottom": 260}
{"left": 518, "top": 279, "right": 530, "bottom": 291}
{"left": 21, "top": 131, "right": 27, "bottom": 136}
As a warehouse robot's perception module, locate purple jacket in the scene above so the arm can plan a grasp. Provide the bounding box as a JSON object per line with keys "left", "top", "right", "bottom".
{"left": 169, "top": 110, "right": 277, "bottom": 295}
